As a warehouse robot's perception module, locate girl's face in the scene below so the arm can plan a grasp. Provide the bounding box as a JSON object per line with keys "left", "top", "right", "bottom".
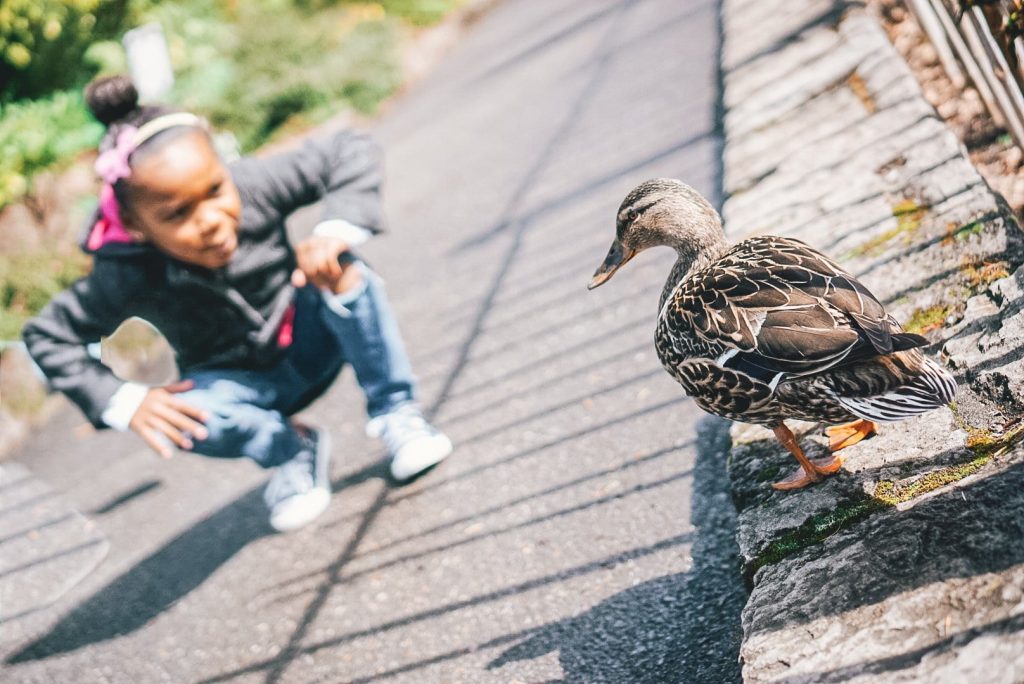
{"left": 124, "top": 130, "right": 242, "bottom": 270}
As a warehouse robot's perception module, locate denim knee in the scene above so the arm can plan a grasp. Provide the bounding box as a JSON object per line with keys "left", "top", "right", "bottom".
{"left": 179, "top": 387, "right": 303, "bottom": 468}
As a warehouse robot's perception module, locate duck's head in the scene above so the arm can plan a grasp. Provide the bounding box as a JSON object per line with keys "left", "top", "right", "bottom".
{"left": 588, "top": 178, "right": 725, "bottom": 289}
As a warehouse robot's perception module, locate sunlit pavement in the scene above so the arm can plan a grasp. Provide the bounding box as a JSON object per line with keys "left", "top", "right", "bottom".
{"left": 1, "top": 1, "right": 747, "bottom": 681}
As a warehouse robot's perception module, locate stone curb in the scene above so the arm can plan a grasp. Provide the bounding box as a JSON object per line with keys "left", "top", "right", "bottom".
{"left": 720, "top": 0, "right": 1024, "bottom": 681}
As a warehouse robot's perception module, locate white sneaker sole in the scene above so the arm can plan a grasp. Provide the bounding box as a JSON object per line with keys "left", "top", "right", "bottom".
{"left": 390, "top": 433, "right": 453, "bottom": 481}
{"left": 268, "top": 426, "right": 333, "bottom": 532}
{"left": 269, "top": 488, "right": 330, "bottom": 532}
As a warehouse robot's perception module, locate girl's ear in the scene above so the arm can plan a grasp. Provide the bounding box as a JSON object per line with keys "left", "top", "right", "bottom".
{"left": 120, "top": 212, "right": 147, "bottom": 242}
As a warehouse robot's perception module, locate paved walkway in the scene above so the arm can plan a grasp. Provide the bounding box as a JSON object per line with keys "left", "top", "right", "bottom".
{"left": 0, "top": 1, "right": 746, "bottom": 681}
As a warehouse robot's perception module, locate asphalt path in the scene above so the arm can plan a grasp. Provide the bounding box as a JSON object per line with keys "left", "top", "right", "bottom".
{"left": 1, "top": 0, "right": 745, "bottom": 681}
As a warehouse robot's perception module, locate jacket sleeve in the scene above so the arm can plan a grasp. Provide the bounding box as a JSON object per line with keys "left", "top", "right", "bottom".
{"left": 21, "top": 261, "right": 139, "bottom": 428}
{"left": 233, "top": 128, "right": 386, "bottom": 234}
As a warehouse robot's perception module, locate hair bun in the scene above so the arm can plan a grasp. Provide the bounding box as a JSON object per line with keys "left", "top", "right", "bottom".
{"left": 85, "top": 75, "right": 140, "bottom": 127}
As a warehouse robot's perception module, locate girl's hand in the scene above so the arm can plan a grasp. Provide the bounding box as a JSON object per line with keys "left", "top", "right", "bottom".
{"left": 129, "top": 380, "right": 209, "bottom": 459}
{"left": 292, "top": 235, "right": 360, "bottom": 293}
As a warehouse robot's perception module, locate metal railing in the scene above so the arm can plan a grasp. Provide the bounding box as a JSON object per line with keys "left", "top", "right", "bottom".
{"left": 907, "top": 0, "right": 1024, "bottom": 147}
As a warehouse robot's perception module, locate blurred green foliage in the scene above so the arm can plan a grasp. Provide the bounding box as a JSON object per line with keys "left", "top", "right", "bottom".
{"left": 0, "top": 91, "right": 104, "bottom": 207}
{"left": 167, "top": 1, "right": 403, "bottom": 151}
{"left": 0, "top": 0, "right": 134, "bottom": 101}
{"left": 300, "top": 0, "right": 463, "bottom": 26}
{"left": 0, "top": 0, "right": 460, "bottom": 189}
{"left": 0, "top": 247, "right": 91, "bottom": 340}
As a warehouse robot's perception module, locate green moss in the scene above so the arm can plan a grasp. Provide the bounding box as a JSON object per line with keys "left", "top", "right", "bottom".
{"left": 965, "top": 421, "right": 1024, "bottom": 457}
{"left": 874, "top": 455, "right": 991, "bottom": 505}
{"left": 749, "top": 498, "right": 882, "bottom": 576}
{"left": 755, "top": 464, "right": 781, "bottom": 482}
{"left": 748, "top": 422, "right": 1024, "bottom": 576}
{"left": 874, "top": 423, "right": 1023, "bottom": 506}
{"left": 904, "top": 304, "right": 952, "bottom": 335}
{"left": 962, "top": 260, "right": 1010, "bottom": 291}
{"left": 951, "top": 221, "right": 985, "bottom": 241}
{"left": 892, "top": 199, "right": 923, "bottom": 217}
{"left": 847, "top": 199, "right": 926, "bottom": 258}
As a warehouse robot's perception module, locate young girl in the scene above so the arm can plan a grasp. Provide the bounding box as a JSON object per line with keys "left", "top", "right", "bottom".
{"left": 22, "top": 75, "right": 452, "bottom": 531}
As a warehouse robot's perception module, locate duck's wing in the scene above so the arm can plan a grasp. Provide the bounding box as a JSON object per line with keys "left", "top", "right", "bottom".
{"left": 663, "top": 236, "right": 927, "bottom": 383}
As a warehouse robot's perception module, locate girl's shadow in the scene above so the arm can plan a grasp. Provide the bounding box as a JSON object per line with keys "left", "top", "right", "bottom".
{"left": 5, "top": 459, "right": 389, "bottom": 664}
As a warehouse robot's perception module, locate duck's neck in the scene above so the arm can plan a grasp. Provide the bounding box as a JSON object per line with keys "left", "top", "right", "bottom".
{"left": 659, "top": 237, "right": 730, "bottom": 311}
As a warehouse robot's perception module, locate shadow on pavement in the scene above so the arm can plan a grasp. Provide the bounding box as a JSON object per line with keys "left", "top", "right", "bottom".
{"left": 6, "top": 487, "right": 271, "bottom": 664}
{"left": 4, "top": 459, "right": 389, "bottom": 665}
{"left": 486, "top": 416, "right": 745, "bottom": 683}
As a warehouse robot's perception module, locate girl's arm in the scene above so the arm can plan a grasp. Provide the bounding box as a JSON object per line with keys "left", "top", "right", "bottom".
{"left": 21, "top": 263, "right": 142, "bottom": 428}
{"left": 232, "top": 128, "right": 386, "bottom": 237}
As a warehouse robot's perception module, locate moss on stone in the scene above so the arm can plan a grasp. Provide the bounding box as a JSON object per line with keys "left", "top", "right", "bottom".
{"left": 748, "top": 498, "right": 882, "bottom": 577}
{"left": 962, "top": 260, "right": 1010, "bottom": 292}
{"left": 873, "top": 455, "right": 991, "bottom": 505}
{"left": 951, "top": 221, "right": 985, "bottom": 241}
{"left": 847, "top": 199, "right": 926, "bottom": 258}
{"left": 747, "top": 422, "right": 1024, "bottom": 577}
{"left": 904, "top": 304, "right": 951, "bottom": 334}
{"left": 755, "top": 464, "right": 781, "bottom": 482}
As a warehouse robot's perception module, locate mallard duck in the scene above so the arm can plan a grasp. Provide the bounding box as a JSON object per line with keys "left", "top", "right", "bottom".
{"left": 588, "top": 179, "right": 958, "bottom": 490}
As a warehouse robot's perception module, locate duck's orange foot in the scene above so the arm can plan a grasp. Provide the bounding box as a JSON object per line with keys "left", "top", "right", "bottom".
{"left": 771, "top": 454, "right": 845, "bottom": 491}
{"left": 825, "top": 419, "right": 877, "bottom": 452}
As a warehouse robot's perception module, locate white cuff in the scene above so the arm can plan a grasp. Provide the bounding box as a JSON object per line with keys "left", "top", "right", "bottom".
{"left": 101, "top": 382, "right": 150, "bottom": 431}
{"left": 313, "top": 219, "right": 373, "bottom": 246}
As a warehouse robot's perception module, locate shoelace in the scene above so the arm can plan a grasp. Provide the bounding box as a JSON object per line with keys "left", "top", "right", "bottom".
{"left": 264, "top": 457, "right": 314, "bottom": 505}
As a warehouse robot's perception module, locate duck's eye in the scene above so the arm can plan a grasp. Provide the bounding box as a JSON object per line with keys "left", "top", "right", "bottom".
{"left": 626, "top": 207, "right": 639, "bottom": 222}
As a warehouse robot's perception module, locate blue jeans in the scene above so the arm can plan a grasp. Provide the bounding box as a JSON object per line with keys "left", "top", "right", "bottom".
{"left": 180, "top": 267, "right": 416, "bottom": 468}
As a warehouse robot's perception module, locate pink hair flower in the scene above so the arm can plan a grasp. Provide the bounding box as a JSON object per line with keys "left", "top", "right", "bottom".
{"left": 94, "top": 127, "right": 138, "bottom": 185}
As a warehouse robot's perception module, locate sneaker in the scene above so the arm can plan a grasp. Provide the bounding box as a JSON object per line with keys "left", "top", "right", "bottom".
{"left": 366, "top": 405, "right": 453, "bottom": 481}
{"left": 263, "top": 424, "right": 332, "bottom": 532}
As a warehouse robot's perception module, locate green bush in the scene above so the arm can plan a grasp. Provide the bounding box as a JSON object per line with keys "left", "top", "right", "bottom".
{"left": 0, "top": 0, "right": 134, "bottom": 101}
{"left": 181, "top": 3, "right": 403, "bottom": 151}
{"left": 0, "top": 91, "right": 103, "bottom": 208}
{"left": 0, "top": 0, "right": 458, "bottom": 203}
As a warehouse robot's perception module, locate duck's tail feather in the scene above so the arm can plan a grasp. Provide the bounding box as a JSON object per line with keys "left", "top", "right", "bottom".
{"left": 836, "top": 357, "right": 958, "bottom": 423}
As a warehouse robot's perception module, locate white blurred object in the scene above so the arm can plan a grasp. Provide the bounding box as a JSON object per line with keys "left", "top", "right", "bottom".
{"left": 123, "top": 23, "right": 174, "bottom": 103}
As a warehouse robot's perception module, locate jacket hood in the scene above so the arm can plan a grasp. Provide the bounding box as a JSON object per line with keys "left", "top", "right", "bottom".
{"left": 79, "top": 205, "right": 156, "bottom": 258}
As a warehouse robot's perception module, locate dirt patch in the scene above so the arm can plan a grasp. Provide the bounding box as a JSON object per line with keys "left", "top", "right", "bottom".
{"left": 868, "top": 0, "right": 1024, "bottom": 214}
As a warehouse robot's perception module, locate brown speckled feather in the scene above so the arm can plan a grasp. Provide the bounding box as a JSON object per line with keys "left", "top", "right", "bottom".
{"left": 593, "top": 179, "right": 957, "bottom": 431}
{"left": 657, "top": 236, "right": 919, "bottom": 382}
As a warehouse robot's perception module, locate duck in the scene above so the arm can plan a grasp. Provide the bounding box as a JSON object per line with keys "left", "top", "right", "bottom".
{"left": 588, "top": 179, "right": 958, "bottom": 490}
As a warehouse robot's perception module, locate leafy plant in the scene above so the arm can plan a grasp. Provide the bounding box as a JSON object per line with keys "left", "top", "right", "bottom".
{"left": 187, "top": 3, "right": 402, "bottom": 150}
{"left": 0, "top": 0, "right": 134, "bottom": 101}
{"left": 0, "top": 91, "right": 103, "bottom": 208}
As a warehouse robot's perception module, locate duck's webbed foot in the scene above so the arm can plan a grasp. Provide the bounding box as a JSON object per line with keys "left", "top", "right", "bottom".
{"left": 825, "top": 419, "right": 877, "bottom": 452}
{"left": 770, "top": 423, "right": 845, "bottom": 491}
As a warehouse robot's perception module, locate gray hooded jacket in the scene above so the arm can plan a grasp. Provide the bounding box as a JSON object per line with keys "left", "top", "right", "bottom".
{"left": 22, "top": 129, "right": 384, "bottom": 428}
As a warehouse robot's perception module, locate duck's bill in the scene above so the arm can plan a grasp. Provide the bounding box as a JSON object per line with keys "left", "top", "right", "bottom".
{"left": 588, "top": 239, "right": 635, "bottom": 289}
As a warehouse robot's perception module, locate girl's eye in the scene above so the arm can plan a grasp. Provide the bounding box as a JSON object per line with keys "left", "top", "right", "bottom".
{"left": 209, "top": 183, "right": 222, "bottom": 197}
{"left": 164, "top": 205, "right": 190, "bottom": 222}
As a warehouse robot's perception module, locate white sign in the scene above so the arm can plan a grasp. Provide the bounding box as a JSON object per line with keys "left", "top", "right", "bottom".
{"left": 123, "top": 23, "right": 174, "bottom": 103}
